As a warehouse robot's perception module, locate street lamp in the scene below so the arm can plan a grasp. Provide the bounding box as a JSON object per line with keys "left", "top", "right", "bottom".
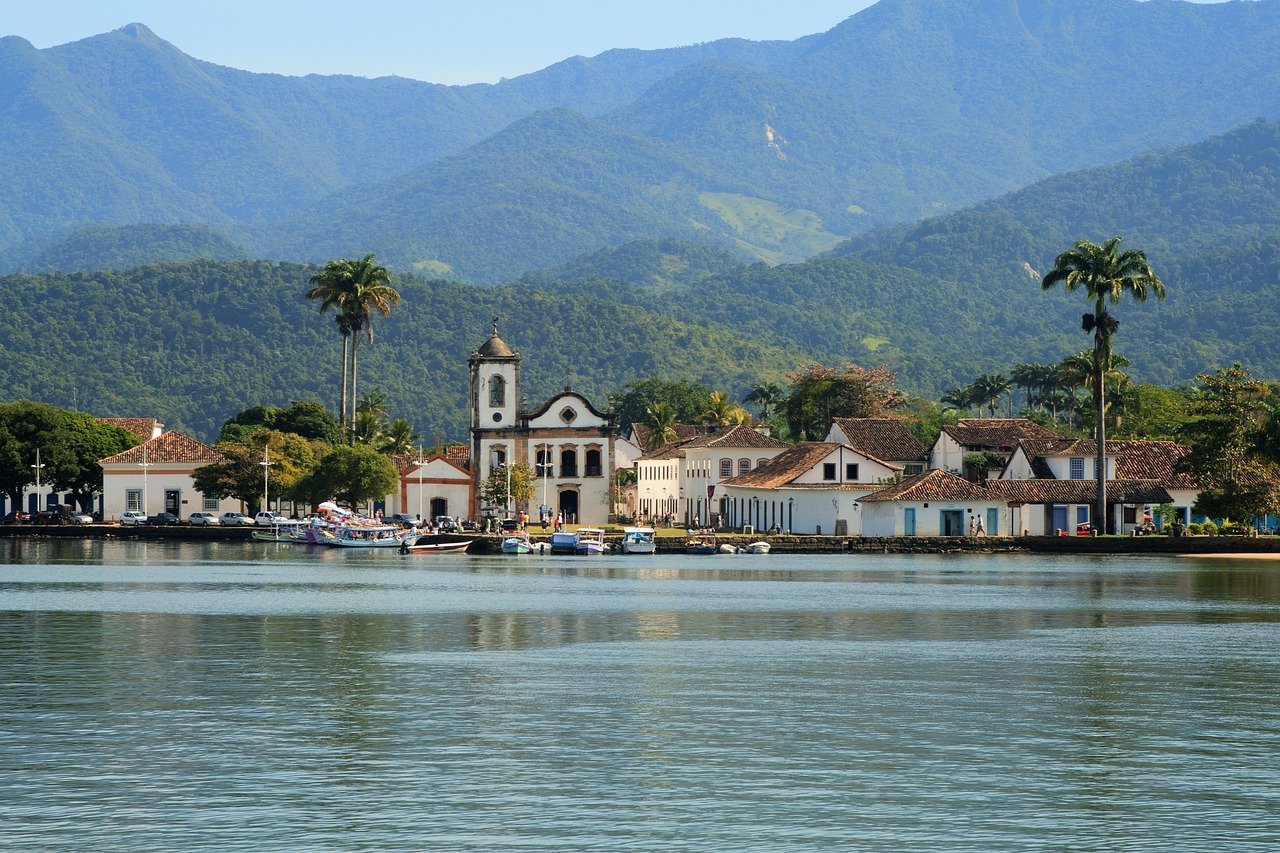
{"left": 259, "top": 445, "right": 273, "bottom": 514}
{"left": 788, "top": 496, "right": 794, "bottom": 534}
{"left": 31, "top": 449, "right": 45, "bottom": 513}
{"left": 139, "top": 446, "right": 152, "bottom": 515}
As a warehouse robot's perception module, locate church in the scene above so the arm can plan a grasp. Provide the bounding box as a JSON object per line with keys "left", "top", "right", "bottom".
{"left": 469, "top": 322, "right": 618, "bottom": 524}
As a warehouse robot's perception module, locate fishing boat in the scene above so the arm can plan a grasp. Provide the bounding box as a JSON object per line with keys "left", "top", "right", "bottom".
{"left": 685, "top": 536, "right": 720, "bottom": 555}
{"left": 743, "top": 541, "right": 772, "bottom": 555}
{"left": 400, "top": 539, "right": 472, "bottom": 554}
{"left": 618, "top": 527, "right": 656, "bottom": 554}
{"left": 549, "top": 531, "right": 578, "bottom": 555}
{"left": 329, "top": 524, "right": 414, "bottom": 548}
{"left": 501, "top": 531, "right": 537, "bottom": 554}
{"left": 574, "top": 528, "right": 606, "bottom": 555}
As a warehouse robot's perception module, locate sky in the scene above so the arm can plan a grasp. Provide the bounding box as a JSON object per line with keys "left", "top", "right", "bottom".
{"left": 1, "top": 1, "right": 882, "bottom": 85}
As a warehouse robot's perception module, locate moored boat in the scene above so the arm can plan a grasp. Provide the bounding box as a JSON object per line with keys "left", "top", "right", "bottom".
{"left": 502, "top": 531, "right": 536, "bottom": 554}
{"left": 329, "top": 524, "right": 414, "bottom": 548}
{"left": 743, "top": 541, "right": 771, "bottom": 555}
{"left": 549, "top": 531, "right": 578, "bottom": 555}
{"left": 400, "top": 539, "right": 472, "bottom": 554}
{"left": 618, "top": 527, "right": 656, "bottom": 554}
{"left": 685, "top": 536, "right": 719, "bottom": 555}
{"left": 574, "top": 528, "right": 606, "bottom": 556}
{"left": 251, "top": 522, "right": 307, "bottom": 543}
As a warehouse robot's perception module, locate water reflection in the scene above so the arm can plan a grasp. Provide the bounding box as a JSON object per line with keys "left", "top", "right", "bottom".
{"left": 2, "top": 541, "right": 1280, "bottom": 849}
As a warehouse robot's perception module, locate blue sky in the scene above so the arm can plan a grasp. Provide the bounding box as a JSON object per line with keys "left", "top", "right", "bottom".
{"left": 2, "top": 1, "right": 880, "bottom": 84}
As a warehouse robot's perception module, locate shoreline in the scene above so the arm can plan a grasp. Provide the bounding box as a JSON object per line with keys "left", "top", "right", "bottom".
{"left": 3, "top": 525, "right": 1279, "bottom": 557}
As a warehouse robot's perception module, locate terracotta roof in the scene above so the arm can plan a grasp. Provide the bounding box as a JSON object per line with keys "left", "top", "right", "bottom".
{"left": 97, "top": 417, "right": 162, "bottom": 442}
{"left": 724, "top": 443, "right": 838, "bottom": 488}
{"left": 942, "top": 418, "right": 1062, "bottom": 450}
{"left": 100, "top": 431, "right": 225, "bottom": 465}
{"left": 443, "top": 444, "right": 471, "bottom": 466}
{"left": 1011, "top": 438, "right": 1198, "bottom": 489}
{"left": 629, "top": 423, "right": 704, "bottom": 451}
{"left": 475, "top": 331, "right": 516, "bottom": 358}
{"left": 861, "top": 470, "right": 994, "bottom": 503}
{"left": 985, "top": 479, "right": 1173, "bottom": 505}
{"left": 830, "top": 417, "right": 927, "bottom": 462}
{"left": 393, "top": 453, "right": 471, "bottom": 477}
{"left": 636, "top": 425, "right": 788, "bottom": 461}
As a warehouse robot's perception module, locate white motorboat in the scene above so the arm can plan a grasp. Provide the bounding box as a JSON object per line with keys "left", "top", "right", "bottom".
{"left": 329, "top": 524, "right": 414, "bottom": 548}
{"left": 574, "top": 528, "right": 606, "bottom": 555}
{"left": 618, "top": 527, "right": 656, "bottom": 554}
{"left": 743, "top": 541, "right": 771, "bottom": 555}
{"left": 502, "top": 531, "right": 535, "bottom": 554}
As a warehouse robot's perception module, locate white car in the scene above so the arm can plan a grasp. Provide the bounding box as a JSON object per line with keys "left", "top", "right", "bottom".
{"left": 120, "top": 510, "right": 148, "bottom": 526}
{"left": 219, "top": 512, "right": 254, "bottom": 526}
{"left": 188, "top": 512, "right": 220, "bottom": 526}
{"left": 255, "top": 512, "right": 288, "bottom": 526}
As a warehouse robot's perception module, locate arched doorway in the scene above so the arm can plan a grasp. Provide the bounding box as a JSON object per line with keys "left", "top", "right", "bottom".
{"left": 559, "top": 490, "right": 579, "bottom": 525}
{"left": 430, "top": 497, "right": 448, "bottom": 520}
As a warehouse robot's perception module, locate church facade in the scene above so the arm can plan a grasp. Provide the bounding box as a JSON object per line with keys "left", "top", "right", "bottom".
{"left": 469, "top": 324, "right": 617, "bottom": 524}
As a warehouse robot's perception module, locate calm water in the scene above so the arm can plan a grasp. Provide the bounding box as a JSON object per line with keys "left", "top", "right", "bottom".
{"left": 2, "top": 541, "right": 1279, "bottom": 851}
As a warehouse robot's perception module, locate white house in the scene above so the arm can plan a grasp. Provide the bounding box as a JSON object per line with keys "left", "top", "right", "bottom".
{"left": 861, "top": 470, "right": 1014, "bottom": 537}
{"left": 719, "top": 442, "right": 902, "bottom": 535}
{"left": 469, "top": 323, "right": 617, "bottom": 524}
{"left": 635, "top": 424, "right": 790, "bottom": 527}
{"left": 929, "top": 418, "right": 1062, "bottom": 476}
{"left": 826, "top": 417, "right": 928, "bottom": 476}
{"left": 98, "top": 431, "right": 239, "bottom": 520}
{"left": 388, "top": 453, "right": 472, "bottom": 522}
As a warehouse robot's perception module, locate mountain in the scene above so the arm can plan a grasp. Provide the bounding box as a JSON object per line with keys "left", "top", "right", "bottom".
{"left": 0, "top": 260, "right": 811, "bottom": 440}
{"left": 518, "top": 239, "right": 750, "bottom": 295}
{"left": 6, "top": 0, "right": 1280, "bottom": 275}
{"left": 18, "top": 223, "right": 248, "bottom": 272}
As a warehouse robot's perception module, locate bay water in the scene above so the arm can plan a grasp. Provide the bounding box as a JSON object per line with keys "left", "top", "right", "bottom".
{"left": 2, "top": 541, "right": 1278, "bottom": 850}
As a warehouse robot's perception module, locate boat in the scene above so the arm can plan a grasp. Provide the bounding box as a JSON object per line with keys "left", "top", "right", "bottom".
{"left": 718, "top": 543, "right": 738, "bottom": 554}
{"left": 501, "top": 531, "right": 536, "bottom": 554}
{"left": 549, "top": 531, "right": 578, "bottom": 555}
{"left": 329, "top": 524, "right": 414, "bottom": 548}
{"left": 574, "top": 528, "right": 606, "bottom": 555}
{"left": 685, "top": 536, "right": 720, "bottom": 555}
{"left": 400, "top": 539, "right": 472, "bottom": 554}
{"left": 251, "top": 521, "right": 307, "bottom": 543}
{"left": 618, "top": 526, "right": 656, "bottom": 554}
{"left": 743, "top": 541, "right": 771, "bottom": 555}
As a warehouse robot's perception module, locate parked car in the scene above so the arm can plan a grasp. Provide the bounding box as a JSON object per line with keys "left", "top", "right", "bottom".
{"left": 51, "top": 506, "right": 93, "bottom": 524}
{"left": 219, "top": 512, "right": 254, "bottom": 526}
{"left": 147, "top": 512, "right": 180, "bottom": 525}
{"left": 189, "top": 512, "right": 220, "bottom": 526}
{"left": 500, "top": 518, "right": 521, "bottom": 533}
{"left": 120, "top": 510, "right": 148, "bottom": 526}
{"left": 387, "top": 513, "right": 419, "bottom": 527}
{"left": 1, "top": 510, "right": 30, "bottom": 524}
{"left": 255, "top": 512, "right": 288, "bottom": 526}
{"left": 434, "top": 515, "right": 460, "bottom": 532}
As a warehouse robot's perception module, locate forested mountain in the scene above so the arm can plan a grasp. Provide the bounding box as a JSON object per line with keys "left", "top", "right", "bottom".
{"left": 0, "top": 260, "right": 810, "bottom": 440}
{"left": 5, "top": 0, "right": 1280, "bottom": 277}
{"left": 17, "top": 224, "right": 248, "bottom": 273}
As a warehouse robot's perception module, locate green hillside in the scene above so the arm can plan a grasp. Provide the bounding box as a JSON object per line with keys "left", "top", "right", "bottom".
{"left": 19, "top": 224, "right": 248, "bottom": 273}
{"left": 0, "top": 260, "right": 811, "bottom": 440}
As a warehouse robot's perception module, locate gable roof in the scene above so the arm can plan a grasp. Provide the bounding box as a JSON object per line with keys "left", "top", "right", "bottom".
{"left": 861, "top": 469, "right": 993, "bottom": 503}
{"left": 636, "top": 424, "right": 789, "bottom": 461}
{"left": 721, "top": 443, "right": 853, "bottom": 488}
{"left": 97, "top": 417, "right": 163, "bottom": 442}
{"left": 830, "top": 417, "right": 927, "bottom": 462}
{"left": 941, "top": 418, "right": 1062, "bottom": 450}
{"left": 395, "top": 453, "right": 470, "bottom": 478}
{"left": 1008, "top": 438, "right": 1198, "bottom": 489}
{"left": 99, "top": 431, "right": 225, "bottom": 465}
{"left": 985, "top": 479, "right": 1173, "bottom": 505}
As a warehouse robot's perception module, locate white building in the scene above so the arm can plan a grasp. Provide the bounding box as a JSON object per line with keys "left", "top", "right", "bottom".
{"left": 929, "top": 418, "right": 1063, "bottom": 477}
{"left": 388, "top": 453, "right": 472, "bottom": 522}
{"left": 719, "top": 442, "right": 902, "bottom": 535}
{"left": 98, "top": 431, "right": 239, "bottom": 520}
{"left": 826, "top": 417, "right": 928, "bottom": 476}
{"left": 469, "top": 323, "right": 617, "bottom": 524}
{"left": 861, "top": 470, "right": 1015, "bottom": 537}
{"left": 634, "top": 424, "right": 790, "bottom": 527}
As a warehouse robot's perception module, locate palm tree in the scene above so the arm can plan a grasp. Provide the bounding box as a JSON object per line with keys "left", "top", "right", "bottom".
{"left": 350, "top": 410, "right": 384, "bottom": 447}
{"left": 744, "top": 382, "right": 784, "bottom": 422}
{"left": 381, "top": 418, "right": 420, "bottom": 456}
{"left": 306, "top": 259, "right": 356, "bottom": 428}
{"left": 703, "top": 391, "right": 747, "bottom": 427}
{"left": 1042, "top": 237, "right": 1165, "bottom": 533}
{"left": 972, "top": 373, "right": 1011, "bottom": 418}
{"left": 645, "top": 402, "right": 679, "bottom": 450}
{"left": 942, "top": 385, "right": 977, "bottom": 415}
{"left": 1010, "top": 363, "right": 1045, "bottom": 414}
{"left": 356, "top": 389, "right": 389, "bottom": 422}
{"left": 343, "top": 255, "right": 400, "bottom": 440}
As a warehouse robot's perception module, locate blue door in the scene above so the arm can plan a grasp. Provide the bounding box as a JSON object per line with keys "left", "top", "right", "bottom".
{"left": 1052, "top": 505, "right": 1068, "bottom": 534}
{"left": 904, "top": 508, "right": 916, "bottom": 536}
{"left": 986, "top": 508, "right": 999, "bottom": 537}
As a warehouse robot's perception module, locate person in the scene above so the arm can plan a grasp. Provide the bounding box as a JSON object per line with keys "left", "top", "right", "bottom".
{"left": 974, "top": 515, "right": 985, "bottom": 537}
{"left": 968, "top": 516, "right": 977, "bottom": 537}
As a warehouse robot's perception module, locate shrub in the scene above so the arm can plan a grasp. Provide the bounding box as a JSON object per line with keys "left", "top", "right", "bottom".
{"left": 1187, "top": 522, "right": 1203, "bottom": 535}
{"left": 1201, "top": 520, "right": 1219, "bottom": 536}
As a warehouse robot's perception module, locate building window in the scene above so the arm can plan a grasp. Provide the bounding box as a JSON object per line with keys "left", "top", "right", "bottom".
{"left": 490, "top": 447, "right": 506, "bottom": 475}
{"left": 739, "top": 458, "right": 750, "bottom": 474}
{"left": 561, "top": 449, "right": 578, "bottom": 478}
{"left": 904, "top": 463, "right": 924, "bottom": 476}
{"left": 585, "top": 448, "right": 602, "bottom": 477}
{"left": 720, "top": 458, "right": 732, "bottom": 479}
{"left": 823, "top": 463, "right": 836, "bottom": 481}
{"left": 1069, "top": 457, "right": 1085, "bottom": 480}
{"left": 846, "top": 463, "right": 859, "bottom": 481}
{"left": 536, "top": 448, "right": 553, "bottom": 477}
{"left": 488, "top": 375, "right": 505, "bottom": 407}
{"left": 1077, "top": 506, "right": 1089, "bottom": 524}
{"left": 126, "top": 490, "right": 142, "bottom": 512}
{"left": 1123, "top": 506, "right": 1138, "bottom": 525}
{"left": 202, "top": 494, "right": 219, "bottom": 511}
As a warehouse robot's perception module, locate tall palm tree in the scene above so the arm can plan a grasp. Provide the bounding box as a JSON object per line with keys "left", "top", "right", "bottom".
{"left": 942, "top": 385, "right": 977, "bottom": 415}
{"left": 306, "top": 259, "right": 356, "bottom": 428}
{"left": 1010, "top": 363, "right": 1045, "bottom": 414}
{"left": 744, "top": 382, "right": 784, "bottom": 422}
{"left": 343, "top": 255, "right": 400, "bottom": 439}
{"left": 381, "top": 418, "right": 420, "bottom": 456}
{"left": 645, "top": 402, "right": 679, "bottom": 450}
{"left": 1042, "top": 237, "right": 1165, "bottom": 533}
{"left": 703, "top": 391, "right": 748, "bottom": 427}
{"left": 974, "top": 373, "right": 1011, "bottom": 418}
